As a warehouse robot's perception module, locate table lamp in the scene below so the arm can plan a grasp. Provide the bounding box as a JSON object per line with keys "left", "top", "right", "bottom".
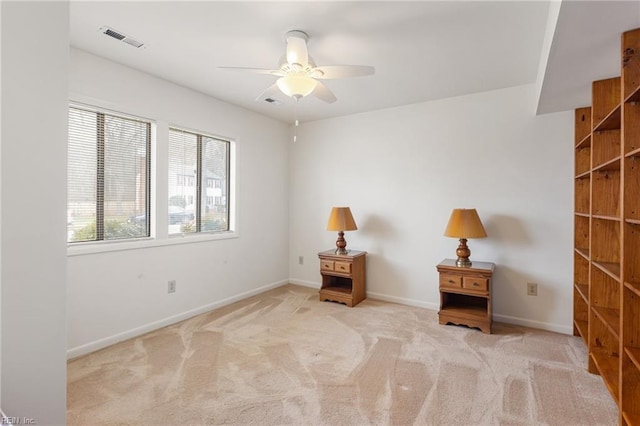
{"left": 327, "top": 207, "right": 358, "bottom": 255}
{"left": 444, "top": 208, "right": 487, "bottom": 267}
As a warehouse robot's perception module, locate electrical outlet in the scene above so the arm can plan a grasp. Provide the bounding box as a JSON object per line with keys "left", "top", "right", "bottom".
{"left": 527, "top": 282, "right": 538, "bottom": 296}
{"left": 168, "top": 280, "right": 176, "bottom": 293}
{"left": 298, "top": 256, "right": 304, "bottom": 265}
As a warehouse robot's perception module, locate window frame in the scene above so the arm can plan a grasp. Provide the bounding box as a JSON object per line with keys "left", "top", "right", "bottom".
{"left": 66, "top": 97, "right": 238, "bottom": 257}
{"left": 168, "top": 126, "right": 232, "bottom": 236}
{"left": 67, "top": 103, "right": 153, "bottom": 244}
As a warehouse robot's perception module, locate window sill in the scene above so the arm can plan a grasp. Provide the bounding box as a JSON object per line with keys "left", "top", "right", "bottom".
{"left": 67, "top": 231, "right": 238, "bottom": 257}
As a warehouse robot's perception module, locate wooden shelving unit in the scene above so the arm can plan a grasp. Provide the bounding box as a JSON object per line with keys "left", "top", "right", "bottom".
{"left": 573, "top": 27, "right": 640, "bottom": 425}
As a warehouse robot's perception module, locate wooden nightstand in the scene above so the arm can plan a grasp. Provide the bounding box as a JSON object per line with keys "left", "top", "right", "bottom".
{"left": 318, "top": 250, "right": 367, "bottom": 307}
{"left": 436, "top": 259, "right": 495, "bottom": 333}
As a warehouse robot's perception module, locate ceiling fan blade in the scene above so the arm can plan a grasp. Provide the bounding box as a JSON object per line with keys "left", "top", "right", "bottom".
{"left": 286, "top": 32, "right": 308, "bottom": 67}
{"left": 255, "top": 83, "right": 286, "bottom": 103}
{"left": 312, "top": 65, "right": 375, "bottom": 79}
{"left": 312, "top": 81, "right": 337, "bottom": 103}
{"left": 218, "top": 66, "right": 284, "bottom": 76}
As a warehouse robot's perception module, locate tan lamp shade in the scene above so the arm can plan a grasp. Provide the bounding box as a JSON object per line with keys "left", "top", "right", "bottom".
{"left": 326, "top": 207, "right": 358, "bottom": 231}
{"left": 444, "top": 208, "right": 487, "bottom": 267}
{"left": 327, "top": 207, "right": 357, "bottom": 255}
{"left": 444, "top": 209, "right": 487, "bottom": 239}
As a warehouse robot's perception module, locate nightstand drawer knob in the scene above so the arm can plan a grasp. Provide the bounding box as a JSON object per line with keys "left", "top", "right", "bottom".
{"left": 449, "top": 280, "right": 455, "bottom": 284}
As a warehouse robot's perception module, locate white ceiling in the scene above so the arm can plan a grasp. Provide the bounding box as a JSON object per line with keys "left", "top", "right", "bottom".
{"left": 69, "top": 1, "right": 640, "bottom": 124}
{"left": 538, "top": 0, "right": 640, "bottom": 114}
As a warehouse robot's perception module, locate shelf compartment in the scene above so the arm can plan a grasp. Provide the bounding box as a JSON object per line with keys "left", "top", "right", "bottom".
{"left": 575, "top": 146, "right": 591, "bottom": 176}
{"left": 592, "top": 261, "right": 621, "bottom": 281}
{"left": 574, "top": 215, "right": 590, "bottom": 254}
{"left": 575, "top": 247, "right": 590, "bottom": 260}
{"left": 627, "top": 147, "right": 640, "bottom": 158}
{"left": 440, "top": 292, "right": 488, "bottom": 319}
{"left": 574, "top": 248, "right": 589, "bottom": 341}
{"left": 627, "top": 87, "right": 640, "bottom": 103}
{"left": 575, "top": 107, "right": 592, "bottom": 145}
{"left": 625, "top": 156, "right": 640, "bottom": 221}
{"left": 623, "top": 100, "right": 640, "bottom": 155}
{"left": 573, "top": 281, "right": 588, "bottom": 343}
{"left": 623, "top": 286, "right": 640, "bottom": 348}
{"left": 592, "top": 77, "right": 621, "bottom": 131}
{"left": 625, "top": 281, "right": 640, "bottom": 297}
{"left": 592, "top": 306, "right": 621, "bottom": 339}
{"left": 624, "top": 222, "right": 640, "bottom": 284}
{"left": 592, "top": 156, "right": 621, "bottom": 173}
{"left": 589, "top": 348, "right": 620, "bottom": 402}
{"left": 622, "top": 28, "right": 640, "bottom": 102}
{"left": 594, "top": 105, "right": 622, "bottom": 132}
{"left": 321, "top": 275, "right": 352, "bottom": 292}
{"left": 589, "top": 304, "right": 620, "bottom": 403}
{"left": 575, "top": 284, "right": 589, "bottom": 303}
{"left": 574, "top": 175, "right": 590, "bottom": 215}
{"left": 621, "top": 350, "right": 640, "bottom": 426}
{"left": 591, "top": 218, "right": 621, "bottom": 268}
{"left": 575, "top": 170, "right": 590, "bottom": 179}
{"left": 591, "top": 165, "right": 621, "bottom": 219}
{"left": 320, "top": 286, "right": 351, "bottom": 296}
{"left": 590, "top": 264, "right": 621, "bottom": 338}
{"left": 574, "top": 252, "right": 589, "bottom": 289}
{"left": 574, "top": 319, "right": 588, "bottom": 342}
{"left": 592, "top": 258, "right": 621, "bottom": 288}
{"left": 626, "top": 347, "right": 640, "bottom": 371}
{"left": 576, "top": 134, "right": 591, "bottom": 150}
{"left": 592, "top": 129, "right": 621, "bottom": 168}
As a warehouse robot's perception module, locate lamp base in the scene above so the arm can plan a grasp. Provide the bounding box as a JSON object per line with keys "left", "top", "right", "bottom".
{"left": 335, "top": 231, "right": 349, "bottom": 255}
{"left": 455, "top": 238, "right": 472, "bottom": 267}
{"left": 455, "top": 258, "right": 472, "bottom": 267}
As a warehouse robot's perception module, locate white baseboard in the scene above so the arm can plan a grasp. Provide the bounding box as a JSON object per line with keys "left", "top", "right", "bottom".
{"left": 492, "top": 313, "right": 572, "bottom": 335}
{"left": 67, "top": 279, "right": 289, "bottom": 359}
{"left": 290, "top": 282, "right": 571, "bottom": 335}
{"left": 287, "top": 278, "right": 319, "bottom": 289}
{"left": 69, "top": 279, "right": 573, "bottom": 359}
{"left": 366, "top": 291, "right": 439, "bottom": 311}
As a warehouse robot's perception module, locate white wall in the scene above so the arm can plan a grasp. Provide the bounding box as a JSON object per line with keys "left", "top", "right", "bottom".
{"left": 67, "top": 49, "right": 290, "bottom": 357}
{"left": 289, "top": 84, "right": 574, "bottom": 333}
{"left": 1, "top": 2, "right": 69, "bottom": 423}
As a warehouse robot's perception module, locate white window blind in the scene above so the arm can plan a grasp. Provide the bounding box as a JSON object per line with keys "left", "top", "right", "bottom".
{"left": 168, "top": 128, "right": 230, "bottom": 235}
{"left": 68, "top": 106, "right": 151, "bottom": 243}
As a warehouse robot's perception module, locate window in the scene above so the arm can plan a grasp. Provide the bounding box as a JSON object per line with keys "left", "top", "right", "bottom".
{"left": 168, "top": 127, "right": 230, "bottom": 234}
{"left": 67, "top": 106, "right": 151, "bottom": 243}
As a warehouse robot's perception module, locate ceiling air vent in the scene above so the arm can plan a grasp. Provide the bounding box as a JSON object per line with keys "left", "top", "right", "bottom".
{"left": 264, "top": 98, "right": 282, "bottom": 105}
{"left": 100, "top": 26, "right": 145, "bottom": 48}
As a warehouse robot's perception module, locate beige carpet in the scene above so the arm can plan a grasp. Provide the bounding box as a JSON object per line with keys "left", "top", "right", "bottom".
{"left": 67, "top": 284, "right": 618, "bottom": 425}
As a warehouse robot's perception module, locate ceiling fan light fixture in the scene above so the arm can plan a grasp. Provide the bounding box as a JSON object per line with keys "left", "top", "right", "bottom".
{"left": 276, "top": 75, "right": 318, "bottom": 99}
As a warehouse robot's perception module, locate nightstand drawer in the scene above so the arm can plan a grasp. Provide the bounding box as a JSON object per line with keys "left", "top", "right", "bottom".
{"left": 440, "top": 274, "right": 462, "bottom": 288}
{"left": 463, "top": 277, "right": 488, "bottom": 291}
{"left": 321, "top": 260, "right": 334, "bottom": 271}
{"left": 334, "top": 262, "right": 351, "bottom": 274}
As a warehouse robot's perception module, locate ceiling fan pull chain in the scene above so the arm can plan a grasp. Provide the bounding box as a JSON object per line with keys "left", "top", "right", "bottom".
{"left": 293, "top": 98, "right": 299, "bottom": 143}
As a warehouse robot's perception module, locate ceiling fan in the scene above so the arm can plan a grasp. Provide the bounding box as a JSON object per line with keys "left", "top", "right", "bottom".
{"left": 219, "top": 30, "right": 375, "bottom": 104}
